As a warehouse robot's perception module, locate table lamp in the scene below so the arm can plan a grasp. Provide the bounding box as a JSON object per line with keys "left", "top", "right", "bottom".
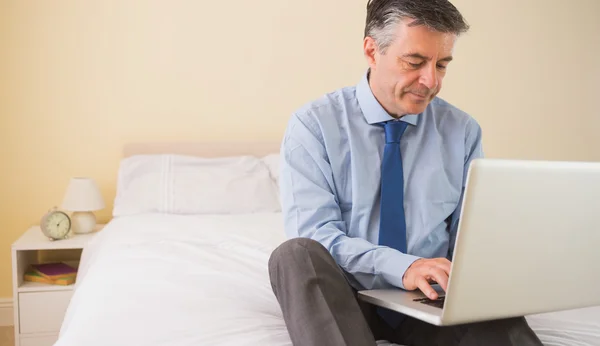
{"left": 61, "top": 177, "right": 105, "bottom": 234}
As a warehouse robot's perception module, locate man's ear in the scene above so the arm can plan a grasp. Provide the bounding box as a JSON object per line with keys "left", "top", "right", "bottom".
{"left": 363, "top": 36, "right": 378, "bottom": 70}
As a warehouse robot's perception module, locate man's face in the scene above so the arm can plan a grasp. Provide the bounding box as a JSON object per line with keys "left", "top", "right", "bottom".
{"left": 364, "top": 19, "right": 457, "bottom": 116}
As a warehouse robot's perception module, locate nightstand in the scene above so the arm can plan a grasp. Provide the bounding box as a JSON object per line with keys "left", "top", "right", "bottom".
{"left": 11, "top": 225, "right": 103, "bottom": 346}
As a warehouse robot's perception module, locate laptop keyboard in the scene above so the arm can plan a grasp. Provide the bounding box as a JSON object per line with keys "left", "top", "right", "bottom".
{"left": 413, "top": 296, "right": 445, "bottom": 309}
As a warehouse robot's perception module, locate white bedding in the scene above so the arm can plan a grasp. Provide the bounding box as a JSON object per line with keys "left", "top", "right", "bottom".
{"left": 55, "top": 213, "right": 600, "bottom": 346}
{"left": 56, "top": 213, "right": 292, "bottom": 346}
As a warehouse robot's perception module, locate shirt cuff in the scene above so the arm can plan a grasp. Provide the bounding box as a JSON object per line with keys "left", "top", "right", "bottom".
{"left": 376, "top": 248, "right": 422, "bottom": 290}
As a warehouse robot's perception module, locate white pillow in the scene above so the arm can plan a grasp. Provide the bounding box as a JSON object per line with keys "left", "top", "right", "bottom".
{"left": 112, "top": 154, "right": 281, "bottom": 217}
{"left": 261, "top": 153, "right": 280, "bottom": 184}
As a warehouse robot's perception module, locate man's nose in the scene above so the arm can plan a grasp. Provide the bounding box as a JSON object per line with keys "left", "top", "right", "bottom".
{"left": 419, "top": 63, "right": 438, "bottom": 91}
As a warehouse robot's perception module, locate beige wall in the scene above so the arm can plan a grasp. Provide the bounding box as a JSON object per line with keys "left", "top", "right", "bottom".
{"left": 445, "top": 0, "right": 600, "bottom": 162}
{"left": 1, "top": 0, "right": 599, "bottom": 298}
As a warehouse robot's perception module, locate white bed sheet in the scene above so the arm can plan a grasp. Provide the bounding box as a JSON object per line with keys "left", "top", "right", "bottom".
{"left": 55, "top": 213, "right": 600, "bottom": 346}
{"left": 56, "top": 213, "right": 292, "bottom": 346}
{"left": 526, "top": 307, "right": 600, "bottom": 345}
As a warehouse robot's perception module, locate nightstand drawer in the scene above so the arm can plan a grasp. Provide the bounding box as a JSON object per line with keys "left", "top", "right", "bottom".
{"left": 20, "top": 334, "right": 58, "bottom": 346}
{"left": 19, "top": 290, "right": 74, "bottom": 334}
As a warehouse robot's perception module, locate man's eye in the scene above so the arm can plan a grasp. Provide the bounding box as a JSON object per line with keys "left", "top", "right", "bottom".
{"left": 437, "top": 64, "right": 447, "bottom": 70}
{"left": 408, "top": 62, "right": 423, "bottom": 68}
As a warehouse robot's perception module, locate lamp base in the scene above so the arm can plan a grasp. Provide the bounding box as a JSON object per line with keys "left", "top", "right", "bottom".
{"left": 71, "top": 211, "right": 97, "bottom": 234}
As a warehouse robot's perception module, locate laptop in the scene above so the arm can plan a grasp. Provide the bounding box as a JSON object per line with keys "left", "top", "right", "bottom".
{"left": 358, "top": 158, "right": 600, "bottom": 326}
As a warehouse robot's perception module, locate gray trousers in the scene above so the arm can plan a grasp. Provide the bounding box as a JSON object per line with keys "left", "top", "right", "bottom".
{"left": 268, "top": 238, "right": 544, "bottom": 346}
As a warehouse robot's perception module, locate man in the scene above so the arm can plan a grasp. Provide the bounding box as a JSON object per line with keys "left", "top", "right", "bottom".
{"left": 268, "top": 0, "right": 544, "bottom": 345}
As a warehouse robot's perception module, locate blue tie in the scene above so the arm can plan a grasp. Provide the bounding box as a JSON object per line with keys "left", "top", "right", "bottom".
{"left": 377, "top": 120, "right": 409, "bottom": 328}
{"left": 379, "top": 120, "right": 409, "bottom": 253}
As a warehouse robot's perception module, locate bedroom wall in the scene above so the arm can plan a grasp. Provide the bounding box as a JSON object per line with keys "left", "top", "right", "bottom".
{"left": 0, "top": 0, "right": 599, "bottom": 301}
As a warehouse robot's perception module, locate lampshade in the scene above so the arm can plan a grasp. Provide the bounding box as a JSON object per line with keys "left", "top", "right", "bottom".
{"left": 61, "top": 177, "right": 105, "bottom": 212}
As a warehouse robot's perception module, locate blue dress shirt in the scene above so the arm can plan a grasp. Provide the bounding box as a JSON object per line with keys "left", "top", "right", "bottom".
{"left": 279, "top": 70, "right": 484, "bottom": 291}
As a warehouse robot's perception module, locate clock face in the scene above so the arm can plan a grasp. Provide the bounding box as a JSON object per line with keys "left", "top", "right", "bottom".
{"left": 43, "top": 211, "right": 71, "bottom": 239}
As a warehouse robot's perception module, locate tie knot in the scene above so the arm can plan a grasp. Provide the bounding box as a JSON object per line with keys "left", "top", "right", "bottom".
{"left": 384, "top": 121, "right": 408, "bottom": 143}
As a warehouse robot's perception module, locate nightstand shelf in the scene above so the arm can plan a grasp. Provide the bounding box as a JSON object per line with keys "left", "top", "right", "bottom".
{"left": 15, "top": 256, "right": 81, "bottom": 294}
{"left": 17, "top": 281, "right": 76, "bottom": 293}
{"left": 11, "top": 225, "right": 104, "bottom": 346}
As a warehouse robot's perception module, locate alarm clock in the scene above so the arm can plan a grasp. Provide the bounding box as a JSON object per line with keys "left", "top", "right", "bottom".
{"left": 40, "top": 207, "right": 72, "bottom": 240}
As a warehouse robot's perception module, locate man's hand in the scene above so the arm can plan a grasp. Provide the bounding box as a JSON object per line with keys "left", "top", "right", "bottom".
{"left": 402, "top": 258, "right": 451, "bottom": 300}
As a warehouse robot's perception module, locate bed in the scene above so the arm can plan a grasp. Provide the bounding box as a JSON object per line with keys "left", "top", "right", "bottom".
{"left": 54, "top": 142, "right": 600, "bottom": 346}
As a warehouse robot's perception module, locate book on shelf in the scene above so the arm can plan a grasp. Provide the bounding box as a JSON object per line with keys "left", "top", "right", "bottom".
{"left": 24, "top": 262, "right": 77, "bottom": 286}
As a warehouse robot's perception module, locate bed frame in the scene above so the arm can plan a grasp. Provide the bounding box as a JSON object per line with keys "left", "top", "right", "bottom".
{"left": 123, "top": 141, "right": 281, "bottom": 158}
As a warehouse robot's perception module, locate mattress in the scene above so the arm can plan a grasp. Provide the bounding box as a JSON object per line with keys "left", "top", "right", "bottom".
{"left": 56, "top": 213, "right": 292, "bottom": 346}
{"left": 55, "top": 213, "right": 600, "bottom": 346}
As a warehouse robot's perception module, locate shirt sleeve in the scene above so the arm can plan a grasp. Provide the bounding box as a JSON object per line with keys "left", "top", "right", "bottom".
{"left": 448, "top": 116, "right": 485, "bottom": 260}
{"left": 279, "top": 113, "right": 421, "bottom": 290}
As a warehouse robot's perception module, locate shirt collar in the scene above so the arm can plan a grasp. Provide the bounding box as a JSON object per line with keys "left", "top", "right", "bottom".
{"left": 356, "top": 70, "right": 419, "bottom": 126}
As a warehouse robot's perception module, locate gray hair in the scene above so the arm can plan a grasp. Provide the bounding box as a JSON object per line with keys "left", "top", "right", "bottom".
{"left": 365, "top": 0, "right": 470, "bottom": 53}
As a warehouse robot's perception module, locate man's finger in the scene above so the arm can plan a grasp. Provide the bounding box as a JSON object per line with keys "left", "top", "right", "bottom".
{"left": 427, "top": 267, "right": 449, "bottom": 292}
{"left": 434, "top": 259, "right": 452, "bottom": 275}
{"left": 416, "top": 276, "right": 437, "bottom": 300}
